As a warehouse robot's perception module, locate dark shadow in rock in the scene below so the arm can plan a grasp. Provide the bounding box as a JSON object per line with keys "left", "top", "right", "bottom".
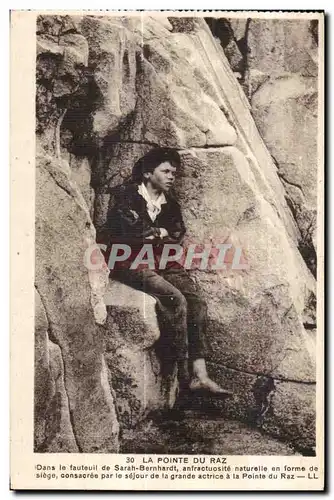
{"left": 153, "top": 304, "right": 179, "bottom": 378}
{"left": 284, "top": 195, "right": 317, "bottom": 278}
{"left": 60, "top": 69, "right": 103, "bottom": 158}
{"left": 310, "top": 19, "right": 319, "bottom": 46}
{"left": 298, "top": 446, "right": 316, "bottom": 457}
{"left": 247, "top": 375, "right": 275, "bottom": 428}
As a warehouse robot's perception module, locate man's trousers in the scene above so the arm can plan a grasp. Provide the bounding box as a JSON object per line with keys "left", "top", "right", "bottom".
{"left": 112, "top": 267, "right": 207, "bottom": 371}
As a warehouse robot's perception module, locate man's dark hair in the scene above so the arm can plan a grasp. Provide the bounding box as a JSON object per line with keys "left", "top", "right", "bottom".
{"left": 132, "top": 148, "right": 181, "bottom": 183}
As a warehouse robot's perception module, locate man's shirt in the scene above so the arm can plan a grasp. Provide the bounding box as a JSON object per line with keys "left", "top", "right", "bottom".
{"left": 137, "top": 182, "right": 167, "bottom": 222}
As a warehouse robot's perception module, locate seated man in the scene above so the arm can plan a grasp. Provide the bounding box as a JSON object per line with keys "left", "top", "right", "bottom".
{"left": 104, "top": 148, "right": 232, "bottom": 397}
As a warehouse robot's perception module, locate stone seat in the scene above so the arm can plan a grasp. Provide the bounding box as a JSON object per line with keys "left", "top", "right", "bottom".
{"left": 103, "top": 280, "right": 178, "bottom": 428}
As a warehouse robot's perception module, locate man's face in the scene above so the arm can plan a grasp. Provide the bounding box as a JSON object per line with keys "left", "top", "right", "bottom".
{"left": 145, "top": 161, "right": 177, "bottom": 192}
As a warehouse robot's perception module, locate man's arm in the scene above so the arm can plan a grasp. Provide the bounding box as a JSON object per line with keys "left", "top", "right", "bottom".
{"left": 117, "top": 206, "right": 160, "bottom": 240}
{"left": 161, "top": 200, "right": 186, "bottom": 244}
{"left": 106, "top": 185, "right": 161, "bottom": 242}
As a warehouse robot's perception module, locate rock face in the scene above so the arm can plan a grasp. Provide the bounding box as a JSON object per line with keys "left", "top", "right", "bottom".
{"left": 223, "top": 18, "right": 319, "bottom": 277}
{"left": 35, "top": 14, "right": 318, "bottom": 453}
{"left": 176, "top": 147, "right": 316, "bottom": 451}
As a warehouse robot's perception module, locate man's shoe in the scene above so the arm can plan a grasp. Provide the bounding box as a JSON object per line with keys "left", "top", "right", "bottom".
{"left": 189, "top": 377, "right": 233, "bottom": 398}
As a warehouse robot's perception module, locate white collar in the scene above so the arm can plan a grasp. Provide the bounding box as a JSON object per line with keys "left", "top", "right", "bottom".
{"left": 138, "top": 183, "right": 167, "bottom": 221}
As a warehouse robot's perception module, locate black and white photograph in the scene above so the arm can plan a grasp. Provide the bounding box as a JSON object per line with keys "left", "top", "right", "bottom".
{"left": 10, "top": 9, "right": 324, "bottom": 491}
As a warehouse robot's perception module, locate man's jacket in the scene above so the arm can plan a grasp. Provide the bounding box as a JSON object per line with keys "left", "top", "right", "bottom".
{"left": 100, "top": 182, "right": 186, "bottom": 271}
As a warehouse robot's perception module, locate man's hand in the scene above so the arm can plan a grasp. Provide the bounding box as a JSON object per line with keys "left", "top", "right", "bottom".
{"left": 145, "top": 228, "right": 168, "bottom": 240}
{"left": 144, "top": 228, "right": 169, "bottom": 240}
{"left": 159, "top": 228, "right": 169, "bottom": 239}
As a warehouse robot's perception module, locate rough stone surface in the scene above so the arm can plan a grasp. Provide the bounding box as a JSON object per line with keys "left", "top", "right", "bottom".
{"left": 265, "top": 381, "right": 316, "bottom": 453}
{"left": 205, "top": 363, "right": 315, "bottom": 454}
{"left": 251, "top": 75, "right": 318, "bottom": 276}
{"left": 104, "top": 281, "right": 178, "bottom": 428}
{"left": 247, "top": 19, "right": 318, "bottom": 81}
{"left": 167, "top": 146, "right": 316, "bottom": 449}
{"left": 35, "top": 14, "right": 318, "bottom": 452}
{"left": 68, "top": 154, "right": 95, "bottom": 217}
{"left": 44, "top": 339, "right": 80, "bottom": 452}
{"left": 35, "top": 149, "right": 119, "bottom": 452}
{"left": 122, "top": 413, "right": 297, "bottom": 455}
{"left": 209, "top": 18, "right": 319, "bottom": 276}
{"left": 237, "top": 19, "right": 318, "bottom": 276}
{"left": 176, "top": 147, "right": 315, "bottom": 367}
{"left": 79, "top": 16, "right": 237, "bottom": 148}
{"left": 35, "top": 289, "right": 78, "bottom": 452}
{"left": 34, "top": 289, "right": 55, "bottom": 450}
